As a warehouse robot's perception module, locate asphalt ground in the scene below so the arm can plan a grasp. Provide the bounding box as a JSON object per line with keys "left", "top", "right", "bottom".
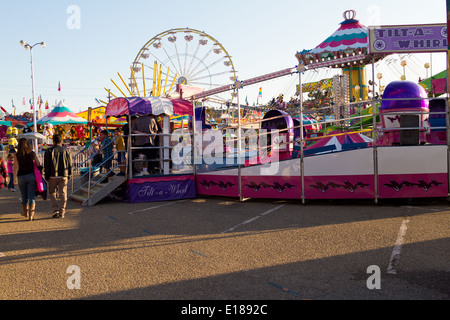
{"left": 0, "top": 187, "right": 449, "bottom": 305}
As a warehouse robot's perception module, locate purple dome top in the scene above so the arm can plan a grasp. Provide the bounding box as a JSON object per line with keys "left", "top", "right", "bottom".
{"left": 380, "top": 81, "right": 429, "bottom": 110}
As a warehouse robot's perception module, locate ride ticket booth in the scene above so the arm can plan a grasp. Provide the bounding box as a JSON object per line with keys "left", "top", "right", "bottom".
{"left": 105, "top": 96, "right": 197, "bottom": 203}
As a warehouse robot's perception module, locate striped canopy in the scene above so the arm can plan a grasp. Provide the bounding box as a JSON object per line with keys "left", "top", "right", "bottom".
{"left": 304, "top": 131, "right": 373, "bottom": 154}
{"left": 295, "top": 10, "right": 381, "bottom": 68}
{"left": 105, "top": 97, "right": 194, "bottom": 117}
{"left": 308, "top": 17, "right": 367, "bottom": 54}
{"left": 37, "top": 102, "right": 88, "bottom": 125}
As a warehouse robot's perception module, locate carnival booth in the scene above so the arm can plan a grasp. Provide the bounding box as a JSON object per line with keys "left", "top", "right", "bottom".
{"left": 37, "top": 101, "right": 88, "bottom": 126}
{"left": 105, "top": 96, "right": 197, "bottom": 203}
{"left": 0, "top": 121, "right": 11, "bottom": 142}
{"left": 377, "top": 81, "right": 430, "bottom": 146}
{"left": 37, "top": 101, "right": 88, "bottom": 146}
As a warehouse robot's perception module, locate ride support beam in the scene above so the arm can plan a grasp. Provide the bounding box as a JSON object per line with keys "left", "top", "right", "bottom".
{"left": 192, "top": 67, "right": 298, "bottom": 100}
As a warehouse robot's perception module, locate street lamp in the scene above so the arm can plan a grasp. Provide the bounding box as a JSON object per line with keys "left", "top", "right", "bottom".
{"left": 20, "top": 40, "right": 45, "bottom": 152}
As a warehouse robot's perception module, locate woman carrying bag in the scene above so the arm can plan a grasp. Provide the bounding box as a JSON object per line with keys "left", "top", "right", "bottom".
{"left": 13, "top": 138, "right": 41, "bottom": 221}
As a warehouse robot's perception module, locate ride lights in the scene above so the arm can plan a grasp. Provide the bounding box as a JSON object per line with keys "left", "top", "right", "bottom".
{"left": 296, "top": 64, "right": 306, "bottom": 73}
{"left": 233, "top": 79, "right": 244, "bottom": 90}
{"left": 20, "top": 40, "right": 46, "bottom": 50}
{"left": 424, "top": 62, "right": 430, "bottom": 78}
{"left": 400, "top": 59, "right": 407, "bottom": 80}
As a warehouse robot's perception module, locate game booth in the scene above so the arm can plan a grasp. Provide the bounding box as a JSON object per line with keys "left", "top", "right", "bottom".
{"left": 105, "top": 96, "right": 197, "bottom": 203}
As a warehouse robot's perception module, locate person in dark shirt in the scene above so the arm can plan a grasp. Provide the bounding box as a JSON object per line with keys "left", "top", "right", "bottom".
{"left": 13, "top": 138, "right": 40, "bottom": 221}
{"left": 44, "top": 134, "right": 72, "bottom": 218}
{"left": 99, "top": 130, "right": 113, "bottom": 183}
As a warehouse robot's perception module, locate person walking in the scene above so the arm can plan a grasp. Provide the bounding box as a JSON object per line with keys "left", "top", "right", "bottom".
{"left": 44, "top": 134, "right": 72, "bottom": 219}
{"left": 13, "top": 138, "right": 40, "bottom": 221}
{"left": 6, "top": 153, "right": 15, "bottom": 191}
{"left": 99, "top": 130, "right": 113, "bottom": 183}
{"left": 0, "top": 156, "right": 7, "bottom": 191}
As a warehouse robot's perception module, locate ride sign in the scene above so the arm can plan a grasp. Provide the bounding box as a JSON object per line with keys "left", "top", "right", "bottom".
{"left": 368, "top": 23, "right": 447, "bottom": 54}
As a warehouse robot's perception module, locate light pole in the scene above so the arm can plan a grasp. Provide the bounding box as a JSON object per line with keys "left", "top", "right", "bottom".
{"left": 20, "top": 40, "right": 46, "bottom": 152}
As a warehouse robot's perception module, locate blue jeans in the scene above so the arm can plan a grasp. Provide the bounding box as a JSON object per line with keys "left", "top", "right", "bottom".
{"left": 8, "top": 173, "right": 14, "bottom": 190}
{"left": 18, "top": 173, "right": 36, "bottom": 206}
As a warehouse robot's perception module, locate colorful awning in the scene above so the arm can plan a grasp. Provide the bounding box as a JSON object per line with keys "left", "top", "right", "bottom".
{"left": 37, "top": 101, "right": 88, "bottom": 125}
{"left": 105, "top": 97, "right": 194, "bottom": 117}
{"left": 295, "top": 10, "right": 382, "bottom": 68}
{"left": 0, "top": 120, "right": 12, "bottom": 127}
{"left": 308, "top": 19, "right": 367, "bottom": 54}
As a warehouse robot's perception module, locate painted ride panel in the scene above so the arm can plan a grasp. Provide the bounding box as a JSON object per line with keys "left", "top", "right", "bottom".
{"left": 196, "top": 144, "right": 449, "bottom": 200}
{"left": 377, "top": 145, "right": 448, "bottom": 198}
{"left": 128, "top": 174, "right": 197, "bottom": 203}
{"left": 241, "top": 158, "right": 302, "bottom": 199}
{"left": 196, "top": 168, "right": 240, "bottom": 198}
{"left": 303, "top": 148, "right": 375, "bottom": 199}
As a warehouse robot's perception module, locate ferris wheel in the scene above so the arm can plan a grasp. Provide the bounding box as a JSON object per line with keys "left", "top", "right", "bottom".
{"left": 114, "top": 28, "right": 238, "bottom": 106}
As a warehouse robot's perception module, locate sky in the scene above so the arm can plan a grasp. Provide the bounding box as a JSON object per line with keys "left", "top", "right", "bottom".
{"left": 0, "top": 0, "right": 447, "bottom": 116}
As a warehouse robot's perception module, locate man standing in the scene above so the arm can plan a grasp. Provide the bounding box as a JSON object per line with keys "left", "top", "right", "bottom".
{"left": 44, "top": 134, "right": 72, "bottom": 218}
{"left": 99, "top": 130, "right": 113, "bottom": 183}
{"left": 114, "top": 128, "right": 126, "bottom": 176}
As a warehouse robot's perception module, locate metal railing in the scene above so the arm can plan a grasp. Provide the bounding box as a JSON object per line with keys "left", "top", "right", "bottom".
{"left": 54, "top": 94, "right": 448, "bottom": 204}
{"left": 69, "top": 135, "right": 126, "bottom": 199}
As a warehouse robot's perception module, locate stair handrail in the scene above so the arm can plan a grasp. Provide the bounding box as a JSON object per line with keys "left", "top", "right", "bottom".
{"left": 70, "top": 149, "right": 126, "bottom": 203}
{"left": 70, "top": 135, "right": 126, "bottom": 199}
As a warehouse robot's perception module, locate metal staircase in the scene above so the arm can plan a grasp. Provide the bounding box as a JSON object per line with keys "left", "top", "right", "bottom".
{"left": 70, "top": 172, "right": 127, "bottom": 206}
{"left": 69, "top": 136, "right": 127, "bottom": 206}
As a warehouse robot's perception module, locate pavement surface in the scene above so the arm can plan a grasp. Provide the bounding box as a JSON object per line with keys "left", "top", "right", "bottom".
{"left": 0, "top": 187, "right": 449, "bottom": 302}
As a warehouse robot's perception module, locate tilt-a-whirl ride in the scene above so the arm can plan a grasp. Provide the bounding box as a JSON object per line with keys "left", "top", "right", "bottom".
{"left": 68, "top": 12, "right": 450, "bottom": 206}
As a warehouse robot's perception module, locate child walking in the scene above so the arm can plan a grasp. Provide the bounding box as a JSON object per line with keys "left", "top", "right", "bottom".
{"left": 7, "top": 153, "right": 15, "bottom": 191}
